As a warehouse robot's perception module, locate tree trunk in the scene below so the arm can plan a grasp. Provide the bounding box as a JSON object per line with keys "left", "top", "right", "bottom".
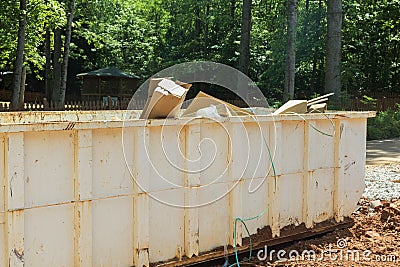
{"left": 45, "top": 28, "right": 51, "bottom": 100}
{"left": 325, "top": 0, "right": 342, "bottom": 100}
{"left": 194, "top": 4, "right": 201, "bottom": 37}
{"left": 204, "top": 4, "right": 210, "bottom": 58}
{"left": 11, "top": 0, "right": 26, "bottom": 110}
{"left": 59, "top": 0, "right": 75, "bottom": 106}
{"left": 52, "top": 29, "right": 62, "bottom": 103}
{"left": 230, "top": 0, "right": 236, "bottom": 24}
{"left": 239, "top": 0, "right": 252, "bottom": 76}
{"left": 229, "top": 0, "right": 236, "bottom": 63}
{"left": 19, "top": 65, "right": 26, "bottom": 106}
{"left": 283, "top": 0, "right": 298, "bottom": 101}
{"left": 311, "top": 0, "right": 323, "bottom": 93}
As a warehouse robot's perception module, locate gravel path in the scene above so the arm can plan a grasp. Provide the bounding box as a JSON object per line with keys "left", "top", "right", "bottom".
{"left": 363, "top": 163, "right": 400, "bottom": 200}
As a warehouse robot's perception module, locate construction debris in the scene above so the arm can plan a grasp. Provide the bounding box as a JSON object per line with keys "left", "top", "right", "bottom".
{"left": 307, "top": 92, "right": 335, "bottom": 106}
{"left": 273, "top": 100, "right": 308, "bottom": 115}
{"left": 308, "top": 103, "right": 327, "bottom": 113}
{"left": 140, "top": 78, "right": 334, "bottom": 118}
{"left": 140, "top": 78, "right": 192, "bottom": 119}
{"left": 274, "top": 93, "right": 334, "bottom": 115}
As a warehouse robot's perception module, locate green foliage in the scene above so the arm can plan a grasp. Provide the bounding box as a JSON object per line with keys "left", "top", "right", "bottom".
{"left": 296, "top": 0, "right": 326, "bottom": 97}
{"left": 342, "top": 0, "right": 400, "bottom": 95}
{"left": 0, "top": 0, "right": 66, "bottom": 75}
{"left": 0, "top": 0, "right": 18, "bottom": 69}
{"left": 310, "top": 92, "right": 321, "bottom": 99}
{"left": 360, "top": 95, "right": 377, "bottom": 107}
{"left": 367, "top": 107, "right": 400, "bottom": 140}
{"left": 270, "top": 100, "right": 282, "bottom": 109}
{"left": 0, "top": 0, "right": 399, "bottom": 102}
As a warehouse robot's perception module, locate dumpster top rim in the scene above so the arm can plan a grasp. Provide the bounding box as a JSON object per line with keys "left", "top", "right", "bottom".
{"left": 0, "top": 110, "right": 375, "bottom": 133}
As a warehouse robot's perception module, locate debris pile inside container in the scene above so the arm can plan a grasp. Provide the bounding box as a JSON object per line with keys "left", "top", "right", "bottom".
{"left": 139, "top": 77, "right": 335, "bottom": 119}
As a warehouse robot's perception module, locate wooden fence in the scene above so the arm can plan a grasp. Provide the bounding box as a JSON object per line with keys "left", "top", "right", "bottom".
{"left": 0, "top": 96, "right": 398, "bottom": 112}
{"left": 332, "top": 95, "right": 400, "bottom": 111}
{"left": 0, "top": 90, "right": 45, "bottom": 103}
{"left": 0, "top": 98, "right": 144, "bottom": 112}
{"left": 0, "top": 96, "right": 257, "bottom": 112}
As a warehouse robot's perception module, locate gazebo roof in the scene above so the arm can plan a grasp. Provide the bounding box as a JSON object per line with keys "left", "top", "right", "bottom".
{"left": 76, "top": 67, "right": 140, "bottom": 79}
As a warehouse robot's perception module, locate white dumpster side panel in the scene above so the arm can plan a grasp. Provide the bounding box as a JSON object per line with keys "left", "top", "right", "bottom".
{"left": 281, "top": 121, "right": 305, "bottom": 174}
{"left": 92, "top": 128, "right": 133, "bottom": 199}
{"left": 240, "top": 178, "right": 268, "bottom": 235}
{"left": 200, "top": 123, "right": 230, "bottom": 185}
{"left": 229, "top": 122, "right": 249, "bottom": 181}
{"left": 92, "top": 196, "right": 134, "bottom": 267}
{"left": 198, "top": 183, "right": 230, "bottom": 252}
{"left": 279, "top": 173, "right": 303, "bottom": 228}
{"left": 149, "top": 189, "right": 185, "bottom": 262}
{"left": 24, "top": 204, "right": 74, "bottom": 267}
{"left": 24, "top": 131, "right": 74, "bottom": 208}
{"left": 147, "top": 126, "right": 185, "bottom": 192}
{"left": 229, "top": 122, "right": 251, "bottom": 183}
{"left": 257, "top": 122, "right": 274, "bottom": 178}
{"left": 308, "top": 120, "right": 335, "bottom": 170}
{"left": 309, "top": 168, "right": 335, "bottom": 223}
{"left": 339, "top": 119, "right": 367, "bottom": 217}
{"left": 230, "top": 122, "right": 272, "bottom": 180}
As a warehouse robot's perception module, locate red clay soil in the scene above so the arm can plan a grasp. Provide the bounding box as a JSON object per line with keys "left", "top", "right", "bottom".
{"left": 247, "top": 198, "right": 400, "bottom": 267}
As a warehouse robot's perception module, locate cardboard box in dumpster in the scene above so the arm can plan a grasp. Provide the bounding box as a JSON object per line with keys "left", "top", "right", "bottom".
{"left": 140, "top": 78, "right": 192, "bottom": 119}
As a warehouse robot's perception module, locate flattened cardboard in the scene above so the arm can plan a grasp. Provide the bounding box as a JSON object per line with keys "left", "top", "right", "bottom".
{"left": 182, "top": 91, "right": 253, "bottom": 117}
{"left": 140, "top": 78, "right": 192, "bottom": 119}
{"left": 273, "top": 100, "right": 307, "bottom": 115}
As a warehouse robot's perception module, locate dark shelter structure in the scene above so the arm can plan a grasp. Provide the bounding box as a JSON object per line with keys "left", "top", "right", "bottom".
{"left": 77, "top": 67, "right": 140, "bottom": 101}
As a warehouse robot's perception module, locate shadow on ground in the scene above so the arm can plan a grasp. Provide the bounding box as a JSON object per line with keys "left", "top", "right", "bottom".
{"left": 366, "top": 138, "right": 400, "bottom": 165}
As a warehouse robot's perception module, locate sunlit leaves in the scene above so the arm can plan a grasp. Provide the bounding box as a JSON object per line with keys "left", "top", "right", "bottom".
{"left": 0, "top": 0, "right": 66, "bottom": 72}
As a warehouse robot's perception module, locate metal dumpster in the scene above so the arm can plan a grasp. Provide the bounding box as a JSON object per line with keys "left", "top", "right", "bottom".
{"left": 0, "top": 110, "right": 374, "bottom": 266}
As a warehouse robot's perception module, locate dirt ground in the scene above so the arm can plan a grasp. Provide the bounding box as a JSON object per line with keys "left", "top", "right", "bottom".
{"left": 246, "top": 198, "right": 400, "bottom": 267}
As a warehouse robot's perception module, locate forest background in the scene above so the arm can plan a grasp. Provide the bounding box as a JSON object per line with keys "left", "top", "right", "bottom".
{"left": 0, "top": 0, "right": 399, "bottom": 109}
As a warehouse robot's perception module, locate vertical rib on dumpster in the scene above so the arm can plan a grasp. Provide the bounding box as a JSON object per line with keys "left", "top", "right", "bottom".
{"left": 6, "top": 133, "right": 24, "bottom": 267}
{"left": 302, "top": 121, "right": 313, "bottom": 228}
{"left": 334, "top": 119, "right": 344, "bottom": 222}
{"left": 133, "top": 127, "right": 150, "bottom": 267}
{"left": 0, "top": 135, "right": 5, "bottom": 265}
{"left": 267, "top": 121, "right": 281, "bottom": 238}
{"left": 74, "top": 130, "right": 93, "bottom": 267}
{"left": 184, "top": 123, "right": 200, "bottom": 258}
